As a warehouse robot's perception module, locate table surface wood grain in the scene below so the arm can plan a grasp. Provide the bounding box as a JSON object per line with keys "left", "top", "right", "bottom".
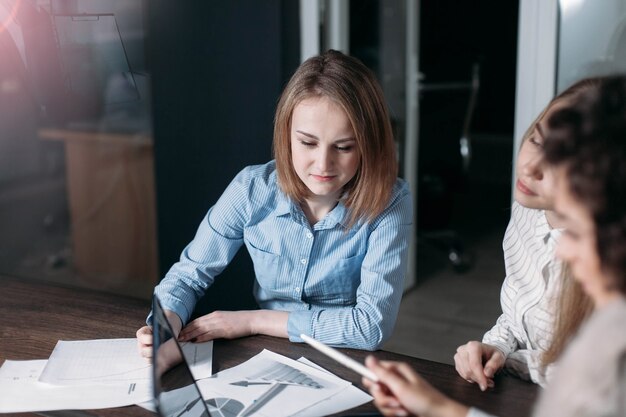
{"left": 0, "top": 275, "right": 538, "bottom": 417}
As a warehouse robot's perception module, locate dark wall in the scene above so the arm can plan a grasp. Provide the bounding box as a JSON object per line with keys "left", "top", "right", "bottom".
{"left": 147, "top": 1, "right": 299, "bottom": 312}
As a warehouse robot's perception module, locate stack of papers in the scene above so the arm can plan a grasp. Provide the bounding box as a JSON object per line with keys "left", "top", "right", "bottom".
{"left": 0, "top": 339, "right": 371, "bottom": 416}
{"left": 0, "top": 338, "right": 213, "bottom": 413}
{"left": 138, "top": 349, "right": 373, "bottom": 417}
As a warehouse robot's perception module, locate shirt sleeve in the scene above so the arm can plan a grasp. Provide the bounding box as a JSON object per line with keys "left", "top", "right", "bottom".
{"left": 482, "top": 312, "right": 519, "bottom": 359}
{"left": 287, "top": 185, "right": 413, "bottom": 351}
{"left": 481, "top": 207, "right": 523, "bottom": 358}
{"left": 148, "top": 168, "right": 252, "bottom": 325}
{"left": 505, "top": 349, "right": 550, "bottom": 387}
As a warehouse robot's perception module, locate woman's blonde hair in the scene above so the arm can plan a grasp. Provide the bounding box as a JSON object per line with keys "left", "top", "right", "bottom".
{"left": 541, "top": 266, "right": 593, "bottom": 367}
{"left": 273, "top": 50, "right": 397, "bottom": 228}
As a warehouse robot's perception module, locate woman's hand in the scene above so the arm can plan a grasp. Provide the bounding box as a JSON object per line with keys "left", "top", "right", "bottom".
{"left": 136, "top": 326, "right": 153, "bottom": 358}
{"left": 178, "top": 310, "right": 288, "bottom": 343}
{"left": 178, "top": 311, "right": 253, "bottom": 342}
{"left": 363, "top": 356, "right": 469, "bottom": 417}
{"left": 136, "top": 309, "right": 182, "bottom": 358}
{"left": 362, "top": 359, "right": 410, "bottom": 417}
{"left": 453, "top": 341, "right": 505, "bottom": 391}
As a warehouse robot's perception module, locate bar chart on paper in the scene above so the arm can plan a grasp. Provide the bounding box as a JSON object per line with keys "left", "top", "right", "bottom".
{"left": 245, "top": 361, "right": 324, "bottom": 389}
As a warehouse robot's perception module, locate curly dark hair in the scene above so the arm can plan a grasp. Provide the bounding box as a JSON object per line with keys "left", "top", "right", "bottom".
{"left": 543, "top": 75, "right": 626, "bottom": 294}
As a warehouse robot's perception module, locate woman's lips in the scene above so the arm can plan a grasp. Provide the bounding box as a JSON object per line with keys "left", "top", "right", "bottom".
{"left": 516, "top": 179, "right": 537, "bottom": 196}
{"left": 311, "top": 174, "right": 335, "bottom": 182}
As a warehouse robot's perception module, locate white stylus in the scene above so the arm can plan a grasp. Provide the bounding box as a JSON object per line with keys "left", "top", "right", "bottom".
{"left": 300, "top": 334, "right": 380, "bottom": 382}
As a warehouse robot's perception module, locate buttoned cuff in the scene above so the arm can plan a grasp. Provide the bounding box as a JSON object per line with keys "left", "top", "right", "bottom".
{"left": 481, "top": 337, "right": 513, "bottom": 359}
{"left": 146, "top": 295, "right": 192, "bottom": 328}
{"left": 287, "top": 310, "right": 315, "bottom": 342}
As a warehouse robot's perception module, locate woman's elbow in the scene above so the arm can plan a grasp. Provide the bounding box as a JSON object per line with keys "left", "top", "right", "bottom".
{"left": 354, "top": 325, "right": 388, "bottom": 351}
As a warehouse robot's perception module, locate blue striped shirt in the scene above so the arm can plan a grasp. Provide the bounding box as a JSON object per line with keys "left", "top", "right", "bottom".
{"left": 152, "top": 161, "right": 413, "bottom": 350}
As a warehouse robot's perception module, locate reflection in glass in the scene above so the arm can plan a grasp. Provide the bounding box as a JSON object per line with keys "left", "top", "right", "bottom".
{"left": 152, "top": 296, "right": 214, "bottom": 417}
{"left": 54, "top": 13, "right": 139, "bottom": 105}
{"left": 0, "top": 0, "right": 156, "bottom": 298}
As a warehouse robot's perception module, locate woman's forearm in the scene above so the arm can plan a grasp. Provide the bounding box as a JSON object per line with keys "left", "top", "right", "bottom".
{"left": 250, "top": 309, "right": 289, "bottom": 338}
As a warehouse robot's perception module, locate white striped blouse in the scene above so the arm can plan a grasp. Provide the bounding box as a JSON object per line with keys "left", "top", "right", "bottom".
{"left": 482, "top": 202, "right": 563, "bottom": 386}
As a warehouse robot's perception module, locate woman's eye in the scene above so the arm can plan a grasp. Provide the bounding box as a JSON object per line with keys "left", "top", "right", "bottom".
{"left": 299, "top": 140, "right": 315, "bottom": 147}
{"left": 529, "top": 136, "right": 543, "bottom": 147}
{"left": 335, "top": 145, "right": 353, "bottom": 152}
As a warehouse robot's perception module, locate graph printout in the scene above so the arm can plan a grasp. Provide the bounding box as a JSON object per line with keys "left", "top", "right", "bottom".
{"left": 194, "top": 350, "right": 353, "bottom": 417}
{"left": 135, "top": 352, "right": 372, "bottom": 416}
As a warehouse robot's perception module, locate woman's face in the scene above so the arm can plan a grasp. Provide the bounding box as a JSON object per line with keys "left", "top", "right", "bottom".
{"left": 290, "top": 96, "right": 360, "bottom": 204}
{"left": 514, "top": 100, "right": 571, "bottom": 210}
{"left": 553, "top": 168, "right": 620, "bottom": 308}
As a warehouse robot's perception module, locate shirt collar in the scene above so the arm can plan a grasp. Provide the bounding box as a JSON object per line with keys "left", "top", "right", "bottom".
{"left": 538, "top": 209, "right": 562, "bottom": 245}
{"left": 275, "top": 191, "right": 350, "bottom": 230}
{"left": 317, "top": 200, "right": 349, "bottom": 230}
{"left": 275, "top": 191, "right": 292, "bottom": 217}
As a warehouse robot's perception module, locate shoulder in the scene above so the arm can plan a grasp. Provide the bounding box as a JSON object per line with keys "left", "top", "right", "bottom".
{"left": 544, "top": 298, "right": 626, "bottom": 413}
{"left": 231, "top": 161, "right": 279, "bottom": 194}
{"left": 509, "top": 202, "right": 542, "bottom": 226}
{"left": 369, "top": 178, "right": 412, "bottom": 227}
{"left": 234, "top": 160, "right": 277, "bottom": 184}
{"left": 582, "top": 299, "right": 626, "bottom": 344}
{"left": 505, "top": 202, "right": 548, "bottom": 244}
{"left": 564, "top": 299, "right": 626, "bottom": 367}
{"left": 384, "top": 178, "right": 411, "bottom": 207}
{"left": 391, "top": 177, "right": 411, "bottom": 200}
{"left": 223, "top": 161, "right": 281, "bottom": 210}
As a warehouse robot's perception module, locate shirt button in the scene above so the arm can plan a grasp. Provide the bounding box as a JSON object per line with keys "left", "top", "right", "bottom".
{"left": 295, "top": 287, "right": 301, "bottom": 292}
{"left": 300, "top": 258, "right": 307, "bottom": 265}
{"left": 306, "top": 232, "right": 313, "bottom": 239}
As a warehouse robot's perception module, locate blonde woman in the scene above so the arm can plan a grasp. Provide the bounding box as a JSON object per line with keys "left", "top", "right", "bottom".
{"left": 454, "top": 78, "right": 600, "bottom": 389}
{"left": 364, "top": 75, "right": 626, "bottom": 417}
{"left": 136, "top": 50, "right": 412, "bottom": 355}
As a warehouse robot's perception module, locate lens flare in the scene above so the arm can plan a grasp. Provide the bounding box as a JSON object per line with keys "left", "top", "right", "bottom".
{"left": 0, "top": 0, "right": 22, "bottom": 34}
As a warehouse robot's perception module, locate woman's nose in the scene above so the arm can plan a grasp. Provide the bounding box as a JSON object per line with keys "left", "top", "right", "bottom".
{"left": 315, "top": 148, "right": 333, "bottom": 171}
{"left": 522, "top": 155, "right": 544, "bottom": 180}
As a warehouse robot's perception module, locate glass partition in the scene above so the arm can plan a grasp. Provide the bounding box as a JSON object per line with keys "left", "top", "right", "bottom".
{"left": 0, "top": 0, "right": 156, "bottom": 298}
{"left": 557, "top": 0, "right": 626, "bottom": 91}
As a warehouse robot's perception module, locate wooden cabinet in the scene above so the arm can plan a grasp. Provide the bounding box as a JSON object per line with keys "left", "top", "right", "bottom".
{"left": 40, "top": 128, "right": 157, "bottom": 299}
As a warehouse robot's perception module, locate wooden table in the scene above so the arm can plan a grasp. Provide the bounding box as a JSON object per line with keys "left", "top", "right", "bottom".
{"left": 0, "top": 275, "right": 538, "bottom": 416}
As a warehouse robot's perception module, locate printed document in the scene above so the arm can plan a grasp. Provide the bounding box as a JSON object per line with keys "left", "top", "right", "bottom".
{"left": 0, "top": 359, "right": 151, "bottom": 412}
{"left": 39, "top": 338, "right": 213, "bottom": 385}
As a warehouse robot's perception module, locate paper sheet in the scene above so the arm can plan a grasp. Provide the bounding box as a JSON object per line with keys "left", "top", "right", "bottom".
{"left": 39, "top": 338, "right": 151, "bottom": 385}
{"left": 182, "top": 340, "right": 214, "bottom": 380}
{"left": 0, "top": 338, "right": 213, "bottom": 413}
{"left": 291, "top": 357, "right": 373, "bottom": 417}
{"left": 0, "top": 359, "right": 152, "bottom": 412}
{"left": 137, "top": 350, "right": 372, "bottom": 417}
{"left": 39, "top": 338, "right": 213, "bottom": 385}
{"left": 193, "top": 349, "right": 352, "bottom": 417}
